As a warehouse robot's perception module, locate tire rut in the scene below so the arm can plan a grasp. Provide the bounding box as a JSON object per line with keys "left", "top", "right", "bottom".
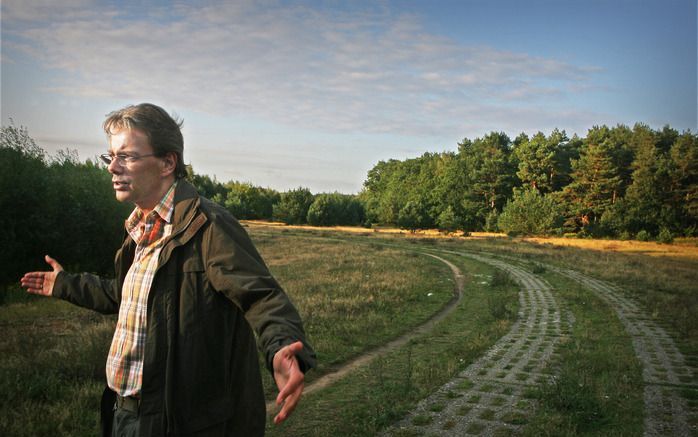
{"left": 384, "top": 251, "right": 572, "bottom": 436}
{"left": 267, "top": 253, "right": 465, "bottom": 414}
{"left": 540, "top": 264, "right": 696, "bottom": 437}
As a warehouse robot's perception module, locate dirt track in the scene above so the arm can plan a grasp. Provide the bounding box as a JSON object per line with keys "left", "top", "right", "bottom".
{"left": 266, "top": 252, "right": 466, "bottom": 415}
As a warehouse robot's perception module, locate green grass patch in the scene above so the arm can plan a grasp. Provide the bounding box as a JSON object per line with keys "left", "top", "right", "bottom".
{"left": 0, "top": 303, "right": 114, "bottom": 437}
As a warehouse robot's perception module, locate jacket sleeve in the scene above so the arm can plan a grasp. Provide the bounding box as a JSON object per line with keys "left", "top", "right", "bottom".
{"left": 52, "top": 270, "right": 120, "bottom": 315}
{"left": 203, "top": 211, "right": 317, "bottom": 374}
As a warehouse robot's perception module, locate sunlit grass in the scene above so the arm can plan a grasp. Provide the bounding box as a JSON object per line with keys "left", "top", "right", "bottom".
{"left": 251, "top": 230, "right": 454, "bottom": 367}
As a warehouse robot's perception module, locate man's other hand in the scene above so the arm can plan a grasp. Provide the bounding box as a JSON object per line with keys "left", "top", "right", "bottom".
{"left": 20, "top": 255, "right": 63, "bottom": 296}
{"left": 272, "top": 341, "right": 305, "bottom": 425}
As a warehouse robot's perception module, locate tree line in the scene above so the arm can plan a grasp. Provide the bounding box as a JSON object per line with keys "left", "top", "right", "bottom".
{"left": 361, "top": 125, "right": 697, "bottom": 240}
{"left": 1, "top": 122, "right": 696, "bottom": 291}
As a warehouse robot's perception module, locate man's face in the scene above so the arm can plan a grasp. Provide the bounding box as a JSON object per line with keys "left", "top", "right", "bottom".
{"left": 107, "top": 128, "right": 167, "bottom": 211}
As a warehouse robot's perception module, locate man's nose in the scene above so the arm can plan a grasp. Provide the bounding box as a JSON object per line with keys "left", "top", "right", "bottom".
{"left": 107, "top": 159, "right": 122, "bottom": 174}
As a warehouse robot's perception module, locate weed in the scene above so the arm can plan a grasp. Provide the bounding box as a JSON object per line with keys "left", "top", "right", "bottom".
{"left": 466, "top": 422, "right": 485, "bottom": 434}
{"left": 457, "top": 378, "right": 474, "bottom": 390}
{"left": 489, "top": 396, "right": 506, "bottom": 406}
{"left": 428, "top": 402, "right": 445, "bottom": 412}
{"left": 531, "top": 264, "right": 546, "bottom": 274}
{"left": 490, "top": 269, "right": 515, "bottom": 288}
{"left": 479, "top": 408, "right": 496, "bottom": 420}
{"left": 411, "top": 414, "right": 432, "bottom": 426}
{"left": 501, "top": 411, "right": 527, "bottom": 425}
{"left": 442, "top": 419, "right": 456, "bottom": 430}
{"left": 457, "top": 405, "right": 472, "bottom": 416}
{"left": 467, "top": 394, "right": 481, "bottom": 403}
{"left": 487, "top": 292, "right": 515, "bottom": 321}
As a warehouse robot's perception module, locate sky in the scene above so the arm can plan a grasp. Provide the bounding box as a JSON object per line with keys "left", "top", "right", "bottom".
{"left": 2, "top": 0, "right": 696, "bottom": 194}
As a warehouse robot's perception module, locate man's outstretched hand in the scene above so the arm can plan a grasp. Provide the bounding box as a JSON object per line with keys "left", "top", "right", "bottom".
{"left": 20, "top": 255, "right": 63, "bottom": 296}
{"left": 272, "top": 341, "right": 305, "bottom": 425}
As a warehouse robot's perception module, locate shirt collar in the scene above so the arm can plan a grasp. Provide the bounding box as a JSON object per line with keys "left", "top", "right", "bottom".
{"left": 151, "top": 180, "right": 178, "bottom": 224}
{"left": 125, "top": 181, "right": 178, "bottom": 233}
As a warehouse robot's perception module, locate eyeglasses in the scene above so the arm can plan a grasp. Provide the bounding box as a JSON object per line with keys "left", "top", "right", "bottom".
{"left": 99, "top": 153, "right": 158, "bottom": 166}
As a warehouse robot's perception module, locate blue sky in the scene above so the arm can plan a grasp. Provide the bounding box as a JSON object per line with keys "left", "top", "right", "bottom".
{"left": 2, "top": 0, "right": 696, "bottom": 193}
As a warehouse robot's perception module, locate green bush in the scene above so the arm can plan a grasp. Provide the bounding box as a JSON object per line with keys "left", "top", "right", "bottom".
{"left": 306, "top": 193, "right": 364, "bottom": 226}
{"left": 497, "top": 188, "right": 563, "bottom": 236}
{"left": 273, "top": 187, "right": 314, "bottom": 224}
{"left": 636, "top": 230, "right": 651, "bottom": 241}
{"left": 1, "top": 124, "right": 130, "bottom": 288}
{"left": 484, "top": 209, "right": 499, "bottom": 232}
{"left": 397, "top": 200, "right": 428, "bottom": 232}
{"left": 222, "top": 181, "right": 279, "bottom": 220}
{"left": 657, "top": 228, "right": 674, "bottom": 244}
{"left": 436, "top": 206, "right": 460, "bottom": 233}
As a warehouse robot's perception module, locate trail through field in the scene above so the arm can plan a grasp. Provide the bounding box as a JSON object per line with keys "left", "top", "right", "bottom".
{"left": 263, "top": 234, "right": 696, "bottom": 435}
{"left": 540, "top": 263, "right": 696, "bottom": 437}
{"left": 384, "top": 251, "right": 571, "bottom": 436}
{"left": 266, "top": 253, "right": 466, "bottom": 414}
{"left": 387, "top": 247, "right": 696, "bottom": 436}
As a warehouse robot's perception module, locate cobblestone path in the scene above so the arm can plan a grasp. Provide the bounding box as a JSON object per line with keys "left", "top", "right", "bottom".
{"left": 542, "top": 264, "right": 697, "bottom": 437}
{"left": 386, "top": 247, "right": 695, "bottom": 436}
{"left": 384, "top": 252, "right": 572, "bottom": 436}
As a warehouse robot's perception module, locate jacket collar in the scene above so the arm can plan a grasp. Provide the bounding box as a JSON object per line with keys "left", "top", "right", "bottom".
{"left": 115, "top": 179, "right": 209, "bottom": 282}
{"left": 167, "top": 179, "right": 208, "bottom": 246}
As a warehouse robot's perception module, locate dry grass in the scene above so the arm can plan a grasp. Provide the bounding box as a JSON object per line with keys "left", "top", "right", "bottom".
{"left": 522, "top": 236, "right": 698, "bottom": 260}
{"left": 249, "top": 230, "right": 454, "bottom": 371}
{"left": 243, "top": 220, "right": 698, "bottom": 260}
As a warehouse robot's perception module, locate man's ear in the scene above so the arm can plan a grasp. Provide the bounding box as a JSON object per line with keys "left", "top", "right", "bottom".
{"left": 161, "top": 152, "right": 177, "bottom": 177}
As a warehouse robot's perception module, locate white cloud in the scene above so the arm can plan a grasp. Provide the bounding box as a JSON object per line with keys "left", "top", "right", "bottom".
{"left": 3, "top": 1, "right": 601, "bottom": 139}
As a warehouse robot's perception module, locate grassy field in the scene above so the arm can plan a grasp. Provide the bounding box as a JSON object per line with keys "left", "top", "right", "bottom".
{"left": 265, "top": 248, "right": 518, "bottom": 436}
{"left": 1, "top": 224, "right": 695, "bottom": 436}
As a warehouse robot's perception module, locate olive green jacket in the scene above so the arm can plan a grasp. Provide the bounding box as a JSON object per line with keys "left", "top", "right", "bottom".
{"left": 53, "top": 180, "right": 316, "bottom": 436}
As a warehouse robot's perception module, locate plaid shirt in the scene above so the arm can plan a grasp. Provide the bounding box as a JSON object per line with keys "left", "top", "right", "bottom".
{"left": 106, "top": 181, "right": 177, "bottom": 397}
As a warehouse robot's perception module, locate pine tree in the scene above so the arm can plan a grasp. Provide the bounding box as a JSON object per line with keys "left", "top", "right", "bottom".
{"left": 513, "top": 129, "right": 569, "bottom": 193}
{"left": 622, "top": 124, "right": 665, "bottom": 234}
{"left": 561, "top": 126, "right": 623, "bottom": 232}
{"left": 669, "top": 132, "right": 698, "bottom": 232}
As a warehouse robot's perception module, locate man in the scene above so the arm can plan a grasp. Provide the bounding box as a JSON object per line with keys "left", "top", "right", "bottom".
{"left": 20, "top": 103, "right": 316, "bottom": 436}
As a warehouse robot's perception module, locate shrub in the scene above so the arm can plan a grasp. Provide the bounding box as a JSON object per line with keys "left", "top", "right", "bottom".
{"left": 222, "top": 181, "right": 279, "bottom": 220}
{"left": 490, "top": 269, "right": 515, "bottom": 288}
{"left": 436, "top": 206, "right": 460, "bottom": 233}
{"left": 484, "top": 209, "right": 499, "bottom": 232}
{"left": 497, "top": 188, "right": 562, "bottom": 236}
{"left": 657, "top": 228, "right": 674, "bottom": 244}
{"left": 0, "top": 123, "right": 131, "bottom": 287}
{"left": 397, "top": 200, "right": 428, "bottom": 232}
{"left": 306, "top": 193, "right": 364, "bottom": 226}
{"left": 636, "top": 230, "right": 651, "bottom": 241}
{"left": 273, "top": 187, "right": 314, "bottom": 224}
